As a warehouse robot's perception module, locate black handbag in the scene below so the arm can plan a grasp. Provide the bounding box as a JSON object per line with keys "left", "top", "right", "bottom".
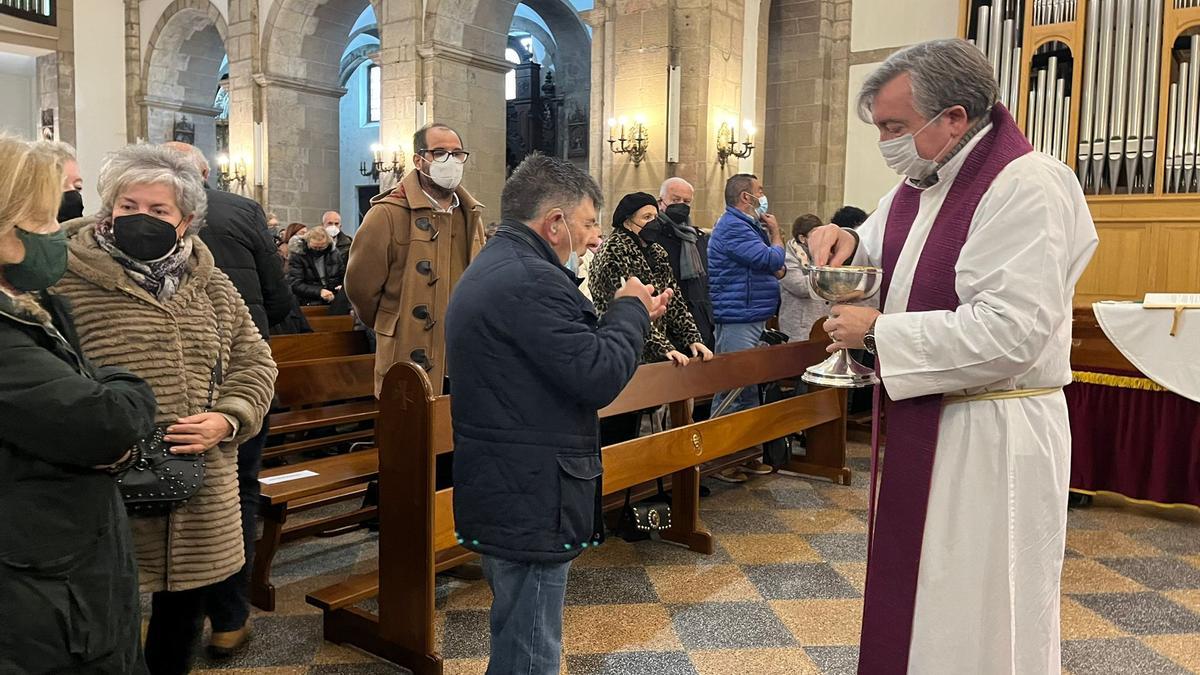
{"left": 614, "top": 479, "right": 672, "bottom": 542}
{"left": 115, "top": 357, "right": 222, "bottom": 517}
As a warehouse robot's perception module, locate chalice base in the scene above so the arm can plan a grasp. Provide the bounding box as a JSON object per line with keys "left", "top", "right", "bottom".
{"left": 802, "top": 349, "right": 878, "bottom": 389}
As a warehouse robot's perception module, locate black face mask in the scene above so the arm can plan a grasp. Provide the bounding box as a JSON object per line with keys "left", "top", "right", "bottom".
{"left": 664, "top": 203, "right": 691, "bottom": 225}
{"left": 58, "top": 190, "right": 84, "bottom": 223}
{"left": 113, "top": 213, "right": 180, "bottom": 262}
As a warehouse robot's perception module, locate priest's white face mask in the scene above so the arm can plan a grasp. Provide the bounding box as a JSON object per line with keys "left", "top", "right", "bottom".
{"left": 878, "top": 110, "right": 953, "bottom": 181}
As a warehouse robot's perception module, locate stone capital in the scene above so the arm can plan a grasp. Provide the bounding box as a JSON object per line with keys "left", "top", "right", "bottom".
{"left": 417, "top": 40, "right": 512, "bottom": 75}
{"left": 138, "top": 95, "right": 222, "bottom": 118}
{"left": 252, "top": 72, "right": 348, "bottom": 99}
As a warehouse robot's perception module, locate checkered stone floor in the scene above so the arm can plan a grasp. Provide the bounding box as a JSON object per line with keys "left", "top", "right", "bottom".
{"left": 192, "top": 443, "right": 1200, "bottom": 674}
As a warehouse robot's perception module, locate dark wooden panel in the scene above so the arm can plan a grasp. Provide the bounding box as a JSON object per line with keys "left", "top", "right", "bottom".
{"left": 270, "top": 330, "right": 370, "bottom": 363}
{"left": 274, "top": 354, "right": 375, "bottom": 407}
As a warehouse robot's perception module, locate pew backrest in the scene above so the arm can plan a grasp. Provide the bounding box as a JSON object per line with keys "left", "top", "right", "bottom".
{"left": 271, "top": 330, "right": 371, "bottom": 364}
{"left": 274, "top": 354, "right": 376, "bottom": 407}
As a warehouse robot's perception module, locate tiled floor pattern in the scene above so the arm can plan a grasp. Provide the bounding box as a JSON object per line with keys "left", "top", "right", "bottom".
{"left": 193, "top": 443, "right": 1200, "bottom": 675}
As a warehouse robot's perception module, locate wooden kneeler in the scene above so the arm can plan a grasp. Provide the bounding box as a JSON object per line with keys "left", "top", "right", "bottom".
{"left": 307, "top": 339, "right": 850, "bottom": 674}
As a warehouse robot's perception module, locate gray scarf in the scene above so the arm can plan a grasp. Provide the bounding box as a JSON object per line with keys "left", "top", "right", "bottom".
{"left": 659, "top": 214, "right": 706, "bottom": 281}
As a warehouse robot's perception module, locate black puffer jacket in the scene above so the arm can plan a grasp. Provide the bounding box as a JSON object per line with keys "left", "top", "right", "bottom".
{"left": 446, "top": 222, "right": 650, "bottom": 563}
{"left": 0, "top": 292, "right": 157, "bottom": 674}
{"left": 199, "top": 188, "right": 291, "bottom": 339}
{"left": 640, "top": 214, "right": 715, "bottom": 348}
{"left": 287, "top": 243, "right": 346, "bottom": 305}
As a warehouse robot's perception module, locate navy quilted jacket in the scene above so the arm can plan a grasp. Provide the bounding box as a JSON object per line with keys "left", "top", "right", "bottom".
{"left": 446, "top": 222, "right": 650, "bottom": 563}
{"left": 707, "top": 206, "right": 785, "bottom": 323}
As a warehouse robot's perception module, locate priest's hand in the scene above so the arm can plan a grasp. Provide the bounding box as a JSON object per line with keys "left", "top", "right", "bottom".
{"left": 808, "top": 224, "right": 858, "bottom": 266}
{"left": 824, "top": 305, "right": 880, "bottom": 352}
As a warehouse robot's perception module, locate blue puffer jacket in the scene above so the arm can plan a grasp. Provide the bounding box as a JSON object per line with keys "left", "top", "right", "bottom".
{"left": 446, "top": 221, "right": 650, "bottom": 563}
{"left": 707, "top": 206, "right": 786, "bottom": 324}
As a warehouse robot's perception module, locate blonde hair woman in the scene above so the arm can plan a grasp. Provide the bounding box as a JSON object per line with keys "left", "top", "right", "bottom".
{"left": 0, "top": 136, "right": 158, "bottom": 673}
{"left": 287, "top": 224, "right": 346, "bottom": 305}
{"left": 51, "top": 144, "right": 277, "bottom": 674}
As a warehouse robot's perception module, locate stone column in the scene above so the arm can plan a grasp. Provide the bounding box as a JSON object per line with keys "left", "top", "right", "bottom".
{"left": 55, "top": 0, "right": 77, "bottom": 145}
{"left": 763, "top": 0, "right": 850, "bottom": 221}
{"left": 587, "top": 0, "right": 750, "bottom": 230}
{"left": 419, "top": 41, "right": 512, "bottom": 220}
{"left": 226, "top": 0, "right": 260, "bottom": 202}
{"left": 375, "top": 6, "right": 421, "bottom": 159}
{"left": 124, "top": 0, "right": 144, "bottom": 142}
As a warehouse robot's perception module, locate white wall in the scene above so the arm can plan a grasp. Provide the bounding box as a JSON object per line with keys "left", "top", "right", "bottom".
{"left": 0, "top": 52, "right": 36, "bottom": 139}
{"left": 843, "top": 61, "right": 896, "bottom": 211}
{"left": 74, "top": 1, "right": 128, "bottom": 210}
{"left": 338, "top": 62, "right": 380, "bottom": 234}
{"left": 843, "top": 0, "right": 961, "bottom": 211}
{"left": 850, "top": 0, "right": 960, "bottom": 53}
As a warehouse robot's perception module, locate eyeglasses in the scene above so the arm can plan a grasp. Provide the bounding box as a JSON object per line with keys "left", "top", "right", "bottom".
{"left": 419, "top": 149, "right": 471, "bottom": 164}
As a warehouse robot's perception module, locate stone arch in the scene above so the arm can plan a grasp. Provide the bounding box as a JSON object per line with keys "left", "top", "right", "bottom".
{"left": 422, "top": 0, "right": 592, "bottom": 210}
{"left": 259, "top": 0, "right": 386, "bottom": 225}
{"left": 141, "top": 0, "right": 229, "bottom": 166}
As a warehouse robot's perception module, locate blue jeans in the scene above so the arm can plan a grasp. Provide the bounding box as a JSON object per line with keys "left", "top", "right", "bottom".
{"left": 711, "top": 321, "right": 765, "bottom": 415}
{"left": 482, "top": 555, "right": 572, "bottom": 675}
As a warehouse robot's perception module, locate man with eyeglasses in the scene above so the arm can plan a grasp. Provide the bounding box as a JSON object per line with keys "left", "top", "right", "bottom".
{"left": 345, "top": 122, "right": 486, "bottom": 399}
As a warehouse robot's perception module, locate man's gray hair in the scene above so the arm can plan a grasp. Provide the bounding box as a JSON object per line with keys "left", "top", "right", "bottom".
{"left": 97, "top": 144, "right": 207, "bottom": 233}
{"left": 659, "top": 176, "right": 693, "bottom": 200}
{"left": 162, "top": 141, "right": 211, "bottom": 180}
{"left": 501, "top": 152, "right": 603, "bottom": 223}
{"left": 857, "top": 39, "right": 999, "bottom": 124}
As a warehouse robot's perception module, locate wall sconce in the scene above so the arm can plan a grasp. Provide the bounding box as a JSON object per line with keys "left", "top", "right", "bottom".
{"left": 716, "top": 118, "right": 756, "bottom": 168}
{"left": 360, "top": 143, "right": 404, "bottom": 182}
{"left": 216, "top": 154, "right": 247, "bottom": 191}
{"left": 608, "top": 116, "right": 649, "bottom": 166}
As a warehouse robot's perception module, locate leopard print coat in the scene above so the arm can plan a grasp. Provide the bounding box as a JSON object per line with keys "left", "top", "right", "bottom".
{"left": 589, "top": 226, "right": 703, "bottom": 363}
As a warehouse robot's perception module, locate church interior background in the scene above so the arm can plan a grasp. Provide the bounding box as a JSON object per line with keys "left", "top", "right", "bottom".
{"left": 1, "top": 0, "right": 1198, "bottom": 673}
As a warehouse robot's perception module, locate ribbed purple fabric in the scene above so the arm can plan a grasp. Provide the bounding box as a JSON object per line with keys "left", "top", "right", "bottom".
{"left": 858, "top": 104, "right": 1033, "bottom": 674}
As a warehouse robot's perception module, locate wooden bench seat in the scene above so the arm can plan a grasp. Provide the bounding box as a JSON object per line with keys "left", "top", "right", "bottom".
{"left": 307, "top": 338, "right": 849, "bottom": 673}
{"left": 308, "top": 314, "right": 356, "bottom": 332}
{"left": 270, "top": 330, "right": 371, "bottom": 363}
{"left": 251, "top": 449, "right": 381, "bottom": 610}
{"left": 251, "top": 354, "right": 380, "bottom": 611}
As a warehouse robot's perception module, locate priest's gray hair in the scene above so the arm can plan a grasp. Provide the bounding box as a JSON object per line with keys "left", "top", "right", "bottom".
{"left": 857, "top": 39, "right": 999, "bottom": 125}
{"left": 97, "top": 144, "right": 207, "bottom": 233}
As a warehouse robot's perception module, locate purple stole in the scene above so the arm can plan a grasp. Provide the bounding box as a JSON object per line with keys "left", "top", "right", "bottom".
{"left": 858, "top": 104, "right": 1033, "bottom": 674}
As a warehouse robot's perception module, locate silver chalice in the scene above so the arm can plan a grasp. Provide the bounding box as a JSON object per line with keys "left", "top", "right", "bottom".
{"left": 800, "top": 264, "right": 883, "bottom": 388}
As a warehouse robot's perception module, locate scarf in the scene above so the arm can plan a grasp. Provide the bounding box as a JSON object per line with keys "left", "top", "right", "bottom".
{"left": 659, "top": 214, "right": 705, "bottom": 281}
{"left": 94, "top": 218, "right": 193, "bottom": 302}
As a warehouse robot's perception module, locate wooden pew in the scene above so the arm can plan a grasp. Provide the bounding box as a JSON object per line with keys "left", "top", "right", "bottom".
{"left": 302, "top": 304, "right": 329, "bottom": 318}
{"left": 306, "top": 338, "right": 847, "bottom": 673}
{"left": 270, "top": 330, "right": 371, "bottom": 364}
{"left": 308, "top": 314, "right": 357, "bottom": 332}
{"left": 251, "top": 353, "right": 379, "bottom": 610}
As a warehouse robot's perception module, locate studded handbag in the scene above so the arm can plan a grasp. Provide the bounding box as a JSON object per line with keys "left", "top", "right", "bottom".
{"left": 115, "top": 356, "right": 222, "bottom": 517}
{"left": 614, "top": 479, "right": 672, "bottom": 542}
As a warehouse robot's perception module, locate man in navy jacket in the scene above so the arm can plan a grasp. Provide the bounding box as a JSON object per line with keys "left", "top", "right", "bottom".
{"left": 446, "top": 153, "right": 670, "bottom": 675}
{"left": 706, "top": 173, "right": 786, "bottom": 481}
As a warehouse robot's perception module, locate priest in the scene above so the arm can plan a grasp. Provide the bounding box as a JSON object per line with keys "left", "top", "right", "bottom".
{"left": 808, "top": 39, "right": 1098, "bottom": 674}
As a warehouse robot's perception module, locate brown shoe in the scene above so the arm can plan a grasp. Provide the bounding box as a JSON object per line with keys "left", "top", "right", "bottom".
{"left": 713, "top": 468, "right": 748, "bottom": 483}
{"left": 206, "top": 625, "right": 251, "bottom": 659}
{"left": 742, "top": 460, "right": 775, "bottom": 475}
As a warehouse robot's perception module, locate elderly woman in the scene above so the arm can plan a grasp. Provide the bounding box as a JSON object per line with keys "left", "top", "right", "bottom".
{"left": 0, "top": 137, "right": 158, "bottom": 674}
{"left": 287, "top": 226, "right": 346, "bottom": 306}
{"left": 52, "top": 144, "right": 277, "bottom": 675}
{"left": 588, "top": 192, "right": 712, "bottom": 445}
{"left": 589, "top": 192, "right": 711, "bottom": 366}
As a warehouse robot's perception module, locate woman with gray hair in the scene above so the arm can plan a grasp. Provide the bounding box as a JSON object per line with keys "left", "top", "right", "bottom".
{"left": 51, "top": 144, "right": 277, "bottom": 674}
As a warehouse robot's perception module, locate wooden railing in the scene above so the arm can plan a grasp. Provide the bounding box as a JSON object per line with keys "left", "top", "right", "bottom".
{"left": 0, "top": 0, "right": 55, "bottom": 25}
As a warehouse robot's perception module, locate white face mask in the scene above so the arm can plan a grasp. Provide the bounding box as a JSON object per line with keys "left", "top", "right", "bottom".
{"left": 563, "top": 220, "right": 580, "bottom": 274}
{"left": 878, "top": 110, "right": 947, "bottom": 181}
{"left": 423, "top": 158, "right": 465, "bottom": 191}
{"left": 324, "top": 225, "right": 339, "bottom": 238}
